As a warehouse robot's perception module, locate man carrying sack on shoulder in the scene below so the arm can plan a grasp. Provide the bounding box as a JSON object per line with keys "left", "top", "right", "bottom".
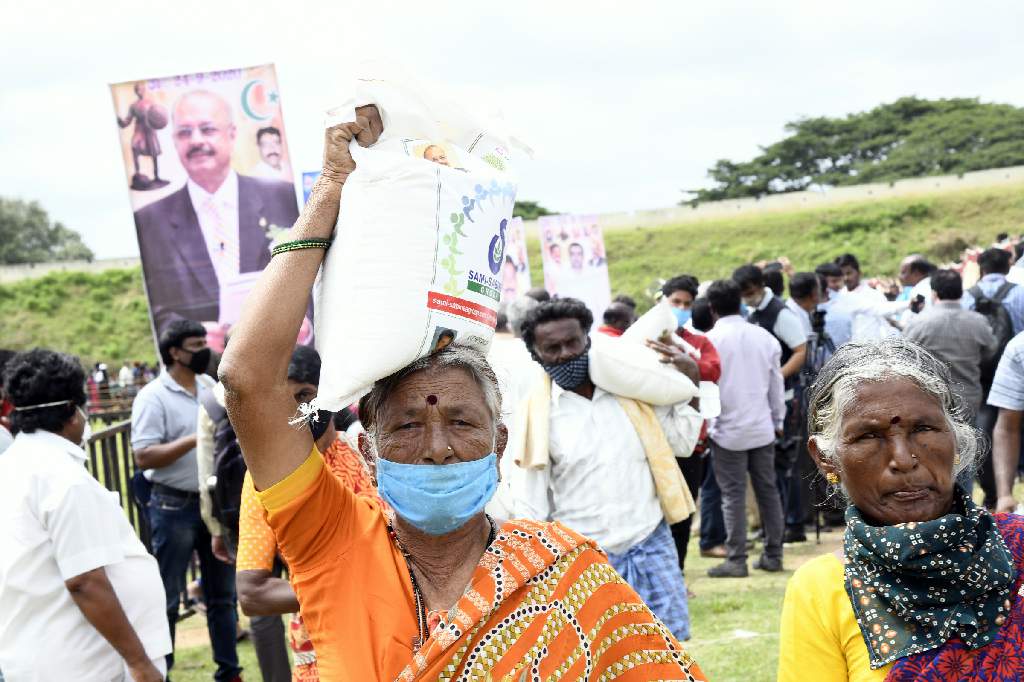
{"left": 514, "top": 297, "right": 703, "bottom": 641}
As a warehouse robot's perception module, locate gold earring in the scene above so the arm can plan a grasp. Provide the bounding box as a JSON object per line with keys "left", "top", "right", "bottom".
{"left": 826, "top": 472, "right": 840, "bottom": 486}
{"left": 955, "top": 454, "right": 962, "bottom": 466}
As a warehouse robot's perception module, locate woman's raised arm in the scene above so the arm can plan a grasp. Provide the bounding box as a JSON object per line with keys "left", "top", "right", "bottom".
{"left": 220, "top": 109, "right": 381, "bottom": 490}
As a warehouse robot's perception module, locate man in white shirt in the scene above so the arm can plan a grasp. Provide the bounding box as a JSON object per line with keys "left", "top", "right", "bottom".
{"left": 836, "top": 253, "right": 886, "bottom": 301}
{"left": 899, "top": 254, "right": 936, "bottom": 302}
{"left": 0, "top": 349, "right": 170, "bottom": 681}
{"left": 132, "top": 90, "right": 299, "bottom": 334}
{"left": 119, "top": 362, "right": 135, "bottom": 391}
{"left": 804, "top": 257, "right": 905, "bottom": 341}
{"left": 518, "top": 298, "right": 702, "bottom": 641}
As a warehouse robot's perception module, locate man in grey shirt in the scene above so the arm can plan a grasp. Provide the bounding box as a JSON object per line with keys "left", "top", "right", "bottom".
{"left": 905, "top": 269, "right": 998, "bottom": 421}
{"left": 131, "top": 319, "right": 242, "bottom": 681}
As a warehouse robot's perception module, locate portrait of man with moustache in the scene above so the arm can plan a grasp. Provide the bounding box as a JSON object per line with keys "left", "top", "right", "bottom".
{"left": 132, "top": 90, "right": 299, "bottom": 335}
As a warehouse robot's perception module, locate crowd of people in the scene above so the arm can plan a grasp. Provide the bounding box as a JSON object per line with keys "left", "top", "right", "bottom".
{"left": 5, "top": 110, "right": 1024, "bottom": 681}
{"left": 88, "top": 360, "right": 159, "bottom": 403}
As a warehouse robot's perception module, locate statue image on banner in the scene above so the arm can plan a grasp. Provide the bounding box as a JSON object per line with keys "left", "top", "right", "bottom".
{"left": 116, "top": 81, "right": 170, "bottom": 191}
{"left": 111, "top": 64, "right": 304, "bottom": 351}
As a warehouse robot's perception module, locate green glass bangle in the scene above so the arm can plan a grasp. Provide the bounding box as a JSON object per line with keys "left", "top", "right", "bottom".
{"left": 271, "top": 238, "right": 333, "bottom": 257}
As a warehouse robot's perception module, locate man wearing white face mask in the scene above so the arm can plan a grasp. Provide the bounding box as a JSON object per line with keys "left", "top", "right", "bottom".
{"left": 0, "top": 349, "right": 170, "bottom": 681}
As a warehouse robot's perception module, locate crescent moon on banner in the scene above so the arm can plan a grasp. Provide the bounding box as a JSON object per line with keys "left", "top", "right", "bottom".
{"left": 240, "top": 80, "right": 275, "bottom": 121}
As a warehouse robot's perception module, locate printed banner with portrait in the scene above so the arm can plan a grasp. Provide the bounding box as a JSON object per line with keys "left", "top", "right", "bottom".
{"left": 111, "top": 64, "right": 302, "bottom": 352}
{"left": 538, "top": 214, "right": 611, "bottom": 321}
{"left": 499, "top": 217, "right": 531, "bottom": 302}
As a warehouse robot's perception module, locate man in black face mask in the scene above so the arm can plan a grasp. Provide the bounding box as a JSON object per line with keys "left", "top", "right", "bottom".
{"left": 130, "top": 319, "right": 243, "bottom": 681}
{"left": 518, "top": 298, "right": 703, "bottom": 642}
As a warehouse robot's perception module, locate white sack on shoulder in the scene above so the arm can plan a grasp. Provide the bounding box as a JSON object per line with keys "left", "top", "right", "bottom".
{"left": 589, "top": 301, "right": 699, "bottom": 406}
{"left": 312, "top": 72, "right": 520, "bottom": 412}
{"left": 589, "top": 334, "right": 698, "bottom": 406}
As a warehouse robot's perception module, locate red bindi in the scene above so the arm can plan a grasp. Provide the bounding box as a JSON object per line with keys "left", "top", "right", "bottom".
{"left": 426, "top": 395, "right": 438, "bottom": 406}
{"left": 891, "top": 416, "right": 901, "bottom": 425}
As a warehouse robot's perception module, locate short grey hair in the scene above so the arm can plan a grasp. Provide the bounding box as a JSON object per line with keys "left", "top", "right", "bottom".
{"left": 358, "top": 342, "right": 503, "bottom": 449}
{"left": 506, "top": 296, "right": 539, "bottom": 338}
{"left": 806, "top": 337, "right": 981, "bottom": 490}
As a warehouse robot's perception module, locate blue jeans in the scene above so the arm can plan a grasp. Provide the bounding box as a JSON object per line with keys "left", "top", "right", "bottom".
{"left": 699, "top": 454, "right": 726, "bottom": 550}
{"left": 149, "top": 489, "right": 241, "bottom": 681}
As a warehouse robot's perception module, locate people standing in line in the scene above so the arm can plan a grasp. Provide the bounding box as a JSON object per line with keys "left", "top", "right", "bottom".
{"left": 704, "top": 279, "right": 786, "bottom": 577}
{"left": 131, "top": 320, "right": 242, "bottom": 681}
{"left": 662, "top": 275, "right": 723, "bottom": 570}
{"left": 0, "top": 349, "right": 171, "bottom": 680}
{"left": 518, "top": 298, "right": 703, "bottom": 640}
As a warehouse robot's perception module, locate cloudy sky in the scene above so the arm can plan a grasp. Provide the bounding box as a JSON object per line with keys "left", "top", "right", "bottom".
{"left": 2, "top": 0, "right": 1023, "bottom": 259}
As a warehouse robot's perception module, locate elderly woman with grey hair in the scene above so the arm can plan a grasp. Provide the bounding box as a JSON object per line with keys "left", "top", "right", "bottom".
{"left": 220, "top": 111, "right": 706, "bottom": 680}
{"left": 777, "top": 337, "right": 1024, "bottom": 682}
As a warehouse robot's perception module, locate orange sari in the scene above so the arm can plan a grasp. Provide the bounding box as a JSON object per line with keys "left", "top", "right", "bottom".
{"left": 396, "top": 518, "right": 706, "bottom": 681}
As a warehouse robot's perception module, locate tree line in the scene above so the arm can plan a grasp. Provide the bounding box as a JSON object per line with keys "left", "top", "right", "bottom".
{"left": 686, "top": 97, "right": 1024, "bottom": 205}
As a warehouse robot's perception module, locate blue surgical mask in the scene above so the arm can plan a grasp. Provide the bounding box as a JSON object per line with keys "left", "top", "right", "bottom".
{"left": 376, "top": 453, "right": 498, "bottom": 535}
{"left": 899, "top": 285, "right": 914, "bottom": 301}
{"left": 739, "top": 302, "right": 750, "bottom": 317}
{"left": 671, "top": 307, "right": 692, "bottom": 328}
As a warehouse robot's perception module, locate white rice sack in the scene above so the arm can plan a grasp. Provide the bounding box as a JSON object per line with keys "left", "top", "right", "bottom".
{"left": 312, "top": 74, "right": 519, "bottom": 411}
{"left": 589, "top": 333, "right": 698, "bottom": 406}
{"left": 621, "top": 300, "right": 677, "bottom": 343}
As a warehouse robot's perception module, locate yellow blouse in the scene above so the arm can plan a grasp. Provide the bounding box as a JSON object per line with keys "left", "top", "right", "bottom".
{"left": 778, "top": 553, "right": 892, "bottom": 682}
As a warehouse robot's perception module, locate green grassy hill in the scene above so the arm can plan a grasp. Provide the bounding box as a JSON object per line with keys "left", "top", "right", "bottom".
{"left": 3, "top": 182, "right": 1023, "bottom": 366}
{"left": 0, "top": 268, "right": 154, "bottom": 367}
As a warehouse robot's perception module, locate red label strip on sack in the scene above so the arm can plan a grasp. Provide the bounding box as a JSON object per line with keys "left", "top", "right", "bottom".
{"left": 426, "top": 291, "right": 498, "bottom": 329}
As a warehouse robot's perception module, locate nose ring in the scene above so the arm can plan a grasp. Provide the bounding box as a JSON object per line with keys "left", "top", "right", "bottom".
{"left": 447, "top": 446, "right": 454, "bottom": 452}
{"left": 911, "top": 453, "right": 918, "bottom": 460}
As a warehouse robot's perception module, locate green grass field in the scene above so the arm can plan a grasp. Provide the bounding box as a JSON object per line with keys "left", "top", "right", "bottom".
{"left": 2, "top": 182, "right": 1023, "bottom": 366}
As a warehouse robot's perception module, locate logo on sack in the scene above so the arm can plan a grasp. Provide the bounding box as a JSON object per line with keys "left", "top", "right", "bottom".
{"left": 487, "top": 219, "right": 508, "bottom": 275}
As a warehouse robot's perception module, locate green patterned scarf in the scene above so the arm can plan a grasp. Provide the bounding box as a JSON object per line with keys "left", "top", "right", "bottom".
{"left": 843, "top": 486, "right": 1016, "bottom": 669}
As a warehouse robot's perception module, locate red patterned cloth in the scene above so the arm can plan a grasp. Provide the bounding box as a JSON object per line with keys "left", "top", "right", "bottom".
{"left": 886, "top": 513, "right": 1024, "bottom": 681}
